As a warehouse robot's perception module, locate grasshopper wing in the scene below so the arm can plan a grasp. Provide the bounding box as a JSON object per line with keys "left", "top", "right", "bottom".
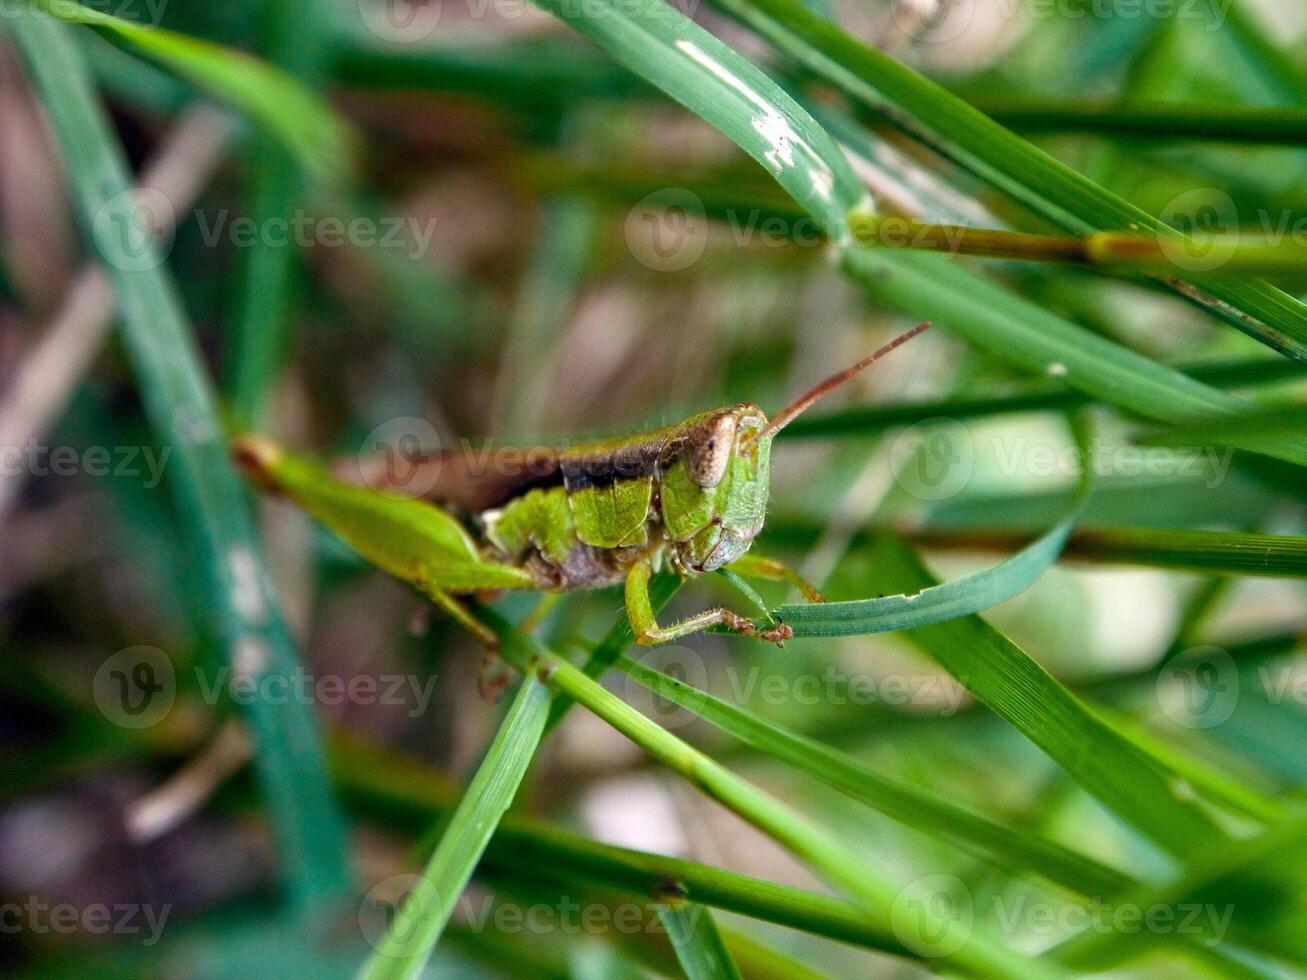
{"left": 344, "top": 446, "right": 561, "bottom": 512}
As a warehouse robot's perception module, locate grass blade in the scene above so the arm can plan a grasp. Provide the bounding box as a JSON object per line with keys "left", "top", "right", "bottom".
{"left": 358, "top": 677, "right": 551, "bottom": 980}
{"left": 658, "top": 903, "right": 744, "bottom": 980}
{"left": 908, "top": 526, "right": 1307, "bottom": 579}
{"left": 331, "top": 733, "right": 910, "bottom": 956}
{"left": 227, "top": 0, "right": 334, "bottom": 429}
{"left": 614, "top": 651, "right": 1134, "bottom": 896}
{"left": 483, "top": 611, "right": 1047, "bottom": 978}
{"left": 841, "top": 247, "right": 1307, "bottom": 467}
{"left": 976, "top": 100, "right": 1307, "bottom": 146}
{"left": 775, "top": 503, "right": 1080, "bottom": 636}
{"left": 783, "top": 358, "right": 1306, "bottom": 439}
{"left": 710, "top": 0, "right": 1307, "bottom": 359}
{"left": 522, "top": 0, "right": 1307, "bottom": 468}
{"left": 10, "top": 12, "right": 351, "bottom": 910}
{"left": 29, "top": 0, "right": 354, "bottom": 181}
{"left": 774, "top": 418, "right": 1092, "bottom": 636}
{"left": 526, "top": 0, "right": 865, "bottom": 232}
{"left": 865, "top": 534, "right": 1229, "bottom": 859}
{"left": 1050, "top": 811, "right": 1307, "bottom": 969}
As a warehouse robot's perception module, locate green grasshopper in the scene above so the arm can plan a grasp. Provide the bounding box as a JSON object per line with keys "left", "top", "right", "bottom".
{"left": 233, "top": 322, "right": 928, "bottom": 650}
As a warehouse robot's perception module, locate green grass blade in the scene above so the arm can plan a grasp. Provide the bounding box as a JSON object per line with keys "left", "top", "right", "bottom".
{"left": 866, "top": 534, "right": 1229, "bottom": 859}
{"left": 658, "top": 904, "right": 744, "bottom": 980}
{"left": 358, "top": 677, "right": 551, "bottom": 980}
{"left": 1090, "top": 704, "right": 1284, "bottom": 825}
{"left": 1144, "top": 404, "right": 1307, "bottom": 448}
{"left": 483, "top": 611, "right": 1047, "bottom": 978}
{"left": 1050, "top": 811, "right": 1307, "bottom": 970}
{"left": 544, "top": 571, "right": 682, "bottom": 732}
{"left": 227, "top": 0, "right": 333, "bottom": 429}
{"left": 615, "top": 652, "right": 1134, "bottom": 897}
{"left": 782, "top": 358, "right": 1306, "bottom": 438}
{"left": 912, "top": 526, "right": 1307, "bottom": 579}
{"left": 521, "top": 0, "right": 1307, "bottom": 467}
{"left": 976, "top": 100, "right": 1307, "bottom": 146}
{"left": 526, "top": 0, "right": 865, "bottom": 233}
{"left": 841, "top": 247, "right": 1307, "bottom": 467}
{"left": 331, "top": 734, "right": 911, "bottom": 956}
{"left": 710, "top": 0, "right": 1307, "bottom": 359}
{"left": 29, "top": 0, "right": 354, "bottom": 182}
{"left": 10, "top": 12, "right": 351, "bottom": 910}
{"left": 774, "top": 420, "right": 1092, "bottom": 636}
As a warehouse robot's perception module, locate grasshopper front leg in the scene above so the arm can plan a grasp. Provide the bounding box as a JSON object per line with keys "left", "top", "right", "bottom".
{"left": 725, "top": 553, "right": 826, "bottom": 604}
{"left": 625, "top": 559, "right": 792, "bottom": 646}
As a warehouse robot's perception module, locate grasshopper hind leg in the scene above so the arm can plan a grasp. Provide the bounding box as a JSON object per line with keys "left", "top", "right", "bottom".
{"left": 421, "top": 586, "right": 514, "bottom": 701}
{"left": 625, "top": 559, "right": 792, "bottom": 647}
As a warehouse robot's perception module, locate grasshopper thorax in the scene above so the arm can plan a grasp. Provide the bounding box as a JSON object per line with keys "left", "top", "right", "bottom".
{"left": 661, "top": 404, "right": 772, "bottom": 574}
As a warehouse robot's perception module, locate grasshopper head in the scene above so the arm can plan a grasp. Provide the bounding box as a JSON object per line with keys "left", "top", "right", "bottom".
{"left": 662, "top": 404, "right": 771, "bottom": 574}
{"left": 661, "top": 322, "right": 931, "bottom": 575}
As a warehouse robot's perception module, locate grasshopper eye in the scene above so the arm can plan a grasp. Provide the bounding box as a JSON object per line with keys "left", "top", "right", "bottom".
{"left": 688, "top": 414, "right": 736, "bottom": 488}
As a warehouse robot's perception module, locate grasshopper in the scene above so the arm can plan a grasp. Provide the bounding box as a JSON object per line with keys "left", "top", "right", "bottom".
{"left": 233, "top": 322, "right": 928, "bottom": 651}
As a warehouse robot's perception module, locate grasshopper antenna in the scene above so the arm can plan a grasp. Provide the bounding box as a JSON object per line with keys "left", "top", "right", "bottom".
{"left": 752, "top": 320, "right": 930, "bottom": 442}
